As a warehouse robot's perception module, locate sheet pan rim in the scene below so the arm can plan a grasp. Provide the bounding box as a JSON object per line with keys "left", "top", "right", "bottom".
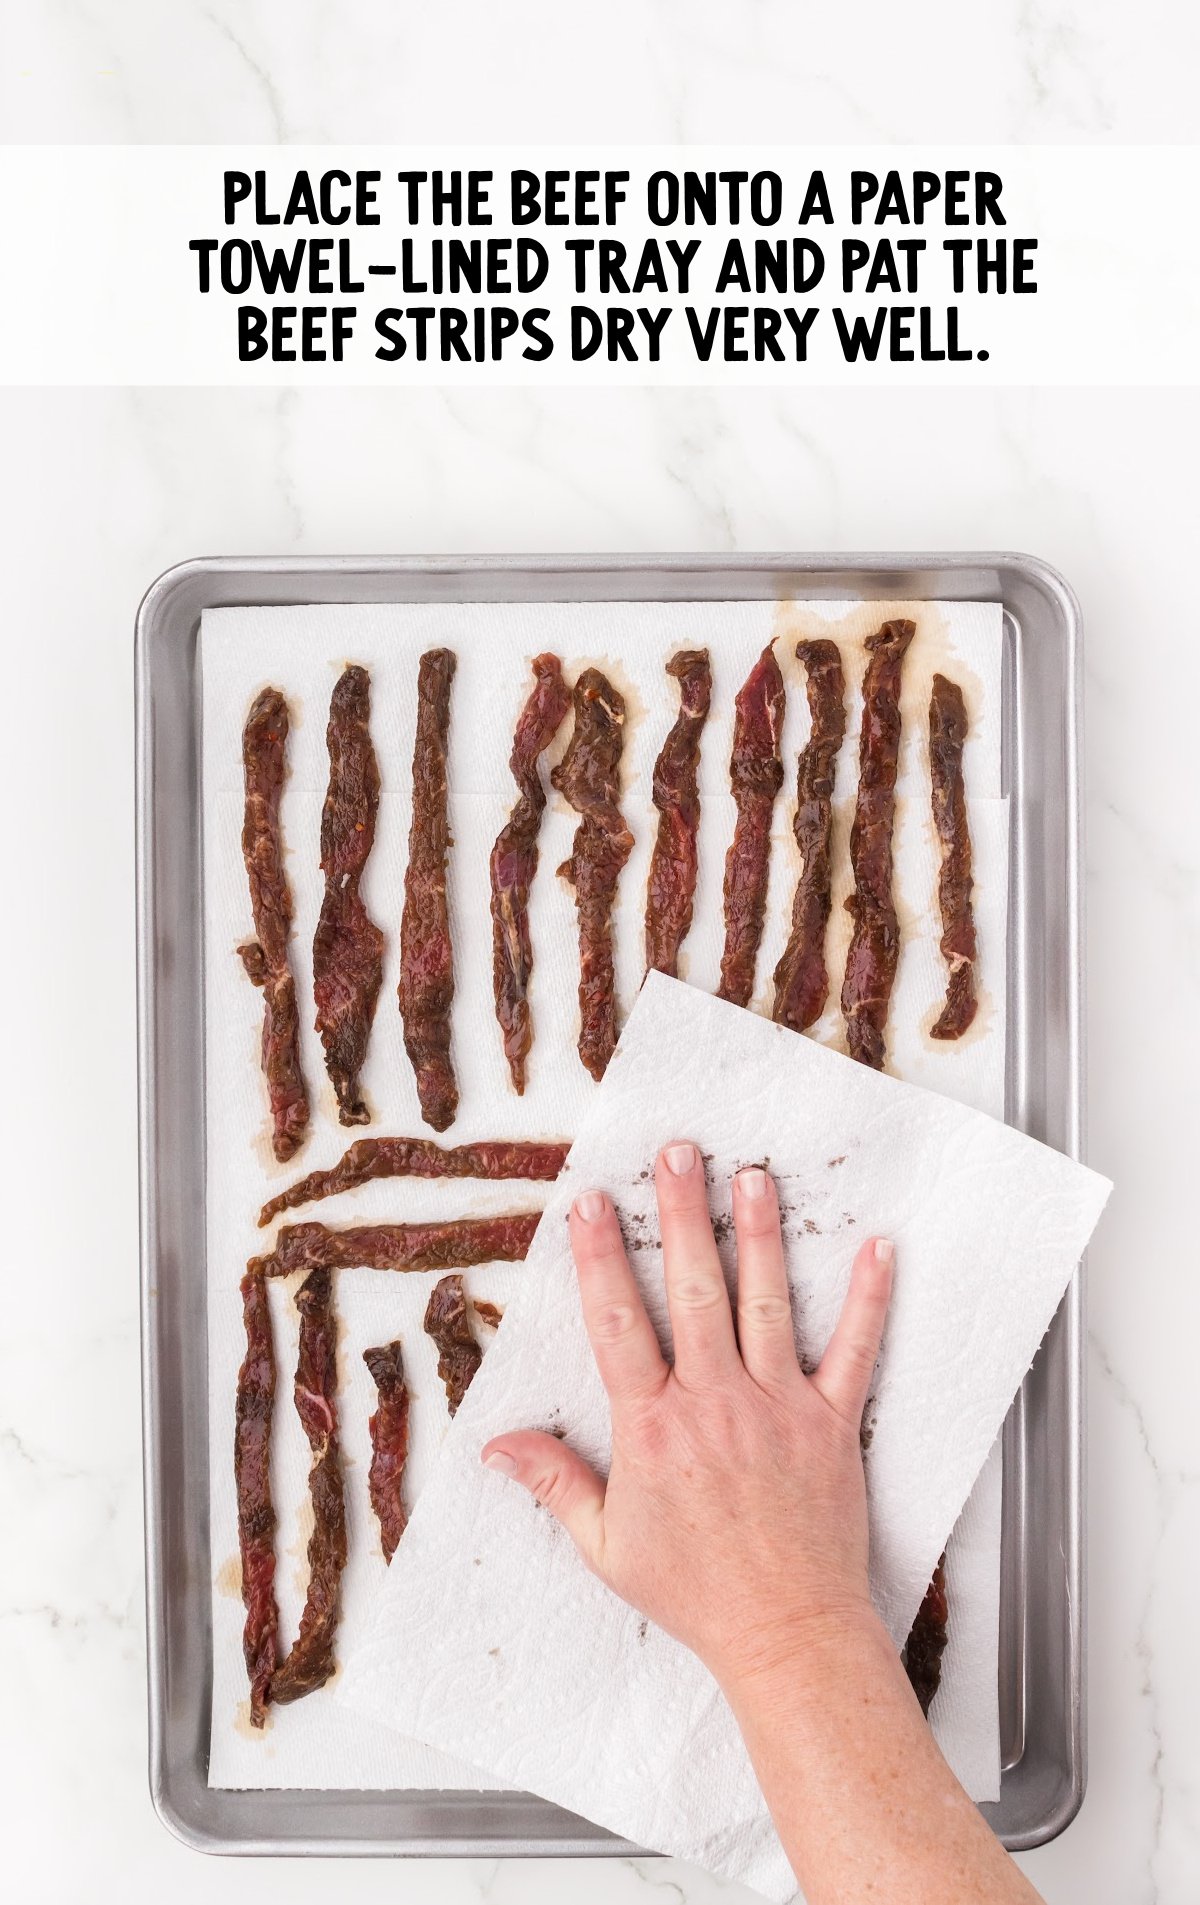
{"left": 136, "top": 548, "right": 1084, "bottom": 1859}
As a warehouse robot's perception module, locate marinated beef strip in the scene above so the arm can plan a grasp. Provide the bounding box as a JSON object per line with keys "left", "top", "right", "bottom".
{"left": 771, "top": 642, "right": 847, "bottom": 1032}
{"left": 424, "top": 1274, "right": 483, "bottom": 1415}
{"left": 312, "top": 664, "right": 385, "bottom": 1126}
{"left": 907, "top": 650, "right": 969, "bottom": 1692}
{"left": 258, "top": 1136, "right": 569, "bottom": 1227}
{"left": 473, "top": 1298, "right": 504, "bottom": 1329}
{"left": 235, "top": 1270, "right": 279, "bottom": 1727}
{"left": 717, "top": 644, "right": 787, "bottom": 1008}
{"left": 839, "top": 623, "right": 947, "bottom": 1710}
{"left": 363, "top": 1340, "right": 410, "bottom": 1562}
{"left": 552, "top": 669, "right": 634, "bottom": 1080}
{"left": 270, "top": 1268, "right": 347, "bottom": 1705}
{"left": 840, "top": 619, "right": 916, "bottom": 1070}
{"left": 644, "top": 649, "right": 713, "bottom": 978}
{"left": 237, "top": 688, "right": 310, "bottom": 1162}
{"left": 251, "top": 1211, "right": 541, "bottom": 1280}
{"left": 903, "top": 1553, "right": 949, "bottom": 1716}
{"left": 490, "top": 653, "right": 573, "bottom": 1091}
{"left": 398, "top": 648, "right": 459, "bottom": 1131}
{"left": 928, "top": 673, "right": 978, "bottom": 1040}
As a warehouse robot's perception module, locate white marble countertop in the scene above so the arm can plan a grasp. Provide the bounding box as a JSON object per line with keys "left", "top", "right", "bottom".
{"left": 2, "top": 7, "right": 1198, "bottom": 1903}
{"left": 4, "top": 0, "right": 1200, "bottom": 144}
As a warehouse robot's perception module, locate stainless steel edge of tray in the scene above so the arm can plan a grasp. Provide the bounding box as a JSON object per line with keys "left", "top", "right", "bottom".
{"left": 136, "top": 552, "right": 1084, "bottom": 1859}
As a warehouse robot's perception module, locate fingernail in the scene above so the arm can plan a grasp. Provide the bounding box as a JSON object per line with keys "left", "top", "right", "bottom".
{"left": 664, "top": 1142, "right": 696, "bottom": 1176}
{"left": 574, "top": 1190, "right": 607, "bottom": 1222}
{"left": 874, "top": 1238, "right": 894, "bottom": 1267}
{"left": 483, "top": 1449, "right": 516, "bottom": 1474}
{"left": 737, "top": 1167, "right": 769, "bottom": 1201}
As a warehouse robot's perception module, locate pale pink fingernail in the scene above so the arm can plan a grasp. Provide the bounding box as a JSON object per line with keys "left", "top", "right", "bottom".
{"left": 738, "top": 1168, "right": 769, "bottom": 1201}
{"left": 483, "top": 1449, "right": 516, "bottom": 1474}
{"left": 664, "top": 1142, "right": 696, "bottom": 1176}
{"left": 574, "top": 1190, "right": 608, "bottom": 1222}
{"left": 874, "top": 1237, "right": 894, "bottom": 1266}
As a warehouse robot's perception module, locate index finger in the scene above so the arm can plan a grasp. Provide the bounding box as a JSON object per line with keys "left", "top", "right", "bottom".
{"left": 569, "top": 1190, "right": 669, "bottom": 1410}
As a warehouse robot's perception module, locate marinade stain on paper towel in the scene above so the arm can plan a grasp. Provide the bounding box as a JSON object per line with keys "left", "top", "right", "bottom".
{"left": 770, "top": 596, "right": 986, "bottom": 747}
{"left": 215, "top": 1552, "right": 243, "bottom": 1599}
{"left": 233, "top": 1697, "right": 271, "bottom": 1741}
{"left": 251, "top": 1123, "right": 288, "bottom": 1174}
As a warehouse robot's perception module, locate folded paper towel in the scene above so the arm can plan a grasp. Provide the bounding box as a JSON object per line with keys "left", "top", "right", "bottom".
{"left": 339, "top": 975, "right": 1110, "bottom": 1899}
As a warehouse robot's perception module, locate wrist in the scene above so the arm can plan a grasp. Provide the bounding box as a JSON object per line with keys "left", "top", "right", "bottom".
{"left": 707, "top": 1596, "right": 892, "bottom": 1707}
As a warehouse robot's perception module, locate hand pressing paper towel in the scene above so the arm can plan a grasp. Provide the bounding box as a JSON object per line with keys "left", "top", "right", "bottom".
{"left": 339, "top": 976, "right": 1109, "bottom": 1900}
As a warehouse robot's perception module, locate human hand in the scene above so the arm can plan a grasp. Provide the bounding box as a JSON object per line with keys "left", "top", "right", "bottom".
{"left": 480, "top": 1139, "right": 894, "bottom": 1689}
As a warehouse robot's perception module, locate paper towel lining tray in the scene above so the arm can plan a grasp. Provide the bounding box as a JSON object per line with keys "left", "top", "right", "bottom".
{"left": 137, "top": 552, "right": 1084, "bottom": 1858}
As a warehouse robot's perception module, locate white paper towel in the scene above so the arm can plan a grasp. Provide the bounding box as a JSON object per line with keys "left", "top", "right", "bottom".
{"left": 338, "top": 976, "right": 1110, "bottom": 1900}
{"left": 200, "top": 597, "right": 1007, "bottom": 1790}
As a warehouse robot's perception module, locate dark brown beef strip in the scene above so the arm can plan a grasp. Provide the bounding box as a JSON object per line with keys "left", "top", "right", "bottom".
{"left": 235, "top": 1270, "right": 279, "bottom": 1727}
{"left": 398, "top": 648, "right": 459, "bottom": 1130}
{"left": 928, "top": 673, "right": 979, "bottom": 1040}
{"left": 842, "top": 621, "right": 949, "bottom": 1710}
{"left": 363, "top": 1340, "right": 410, "bottom": 1563}
{"left": 424, "top": 1274, "right": 483, "bottom": 1415}
{"left": 717, "top": 644, "right": 786, "bottom": 1008}
{"left": 840, "top": 619, "right": 915, "bottom": 1070}
{"left": 258, "top": 1136, "right": 569, "bottom": 1227}
{"left": 771, "top": 640, "right": 847, "bottom": 1032}
{"left": 270, "top": 1268, "right": 347, "bottom": 1704}
{"left": 644, "top": 649, "right": 713, "bottom": 979}
{"left": 490, "top": 653, "right": 573, "bottom": 1092}
{"left": 903, "top": 1554, "right": 949, "bottom": 1716}
{"left": 250, "top": 1212, "right": 542, "bottom": 1280}
{"left": 552, "top": 669, "right": 634, "bottom": 1081}
{"left": 237, "top": 687, "right": 310, "bottom": 1162}
{"left": 312, "top": 664, "right": 385, "bottom": 1125}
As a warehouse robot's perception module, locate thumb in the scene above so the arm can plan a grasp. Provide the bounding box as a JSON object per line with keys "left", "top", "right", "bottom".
{"left": 481, "top": 1430, "right": 605, "bottom": 1569}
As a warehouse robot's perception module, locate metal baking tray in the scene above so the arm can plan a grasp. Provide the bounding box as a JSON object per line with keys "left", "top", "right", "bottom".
{"left": 137, "top": 552, "right": 1084, "bottom": 1858}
